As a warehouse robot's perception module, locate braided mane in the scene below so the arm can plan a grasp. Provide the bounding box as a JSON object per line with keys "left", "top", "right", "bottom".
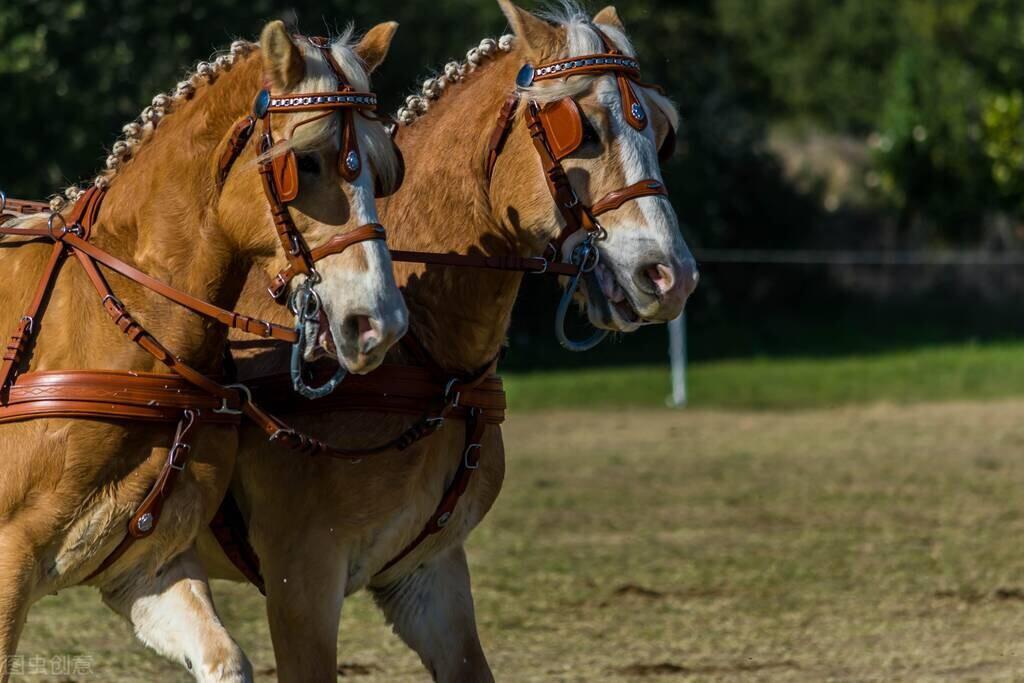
{"left": 396, "top": 34, "right": 517, "bottom": 127}
{"left": 48, "top": 40, "right": 259, "bottom": 212}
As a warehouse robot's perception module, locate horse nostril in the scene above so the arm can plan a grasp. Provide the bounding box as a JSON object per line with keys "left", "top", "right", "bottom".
{"left": 354, "top": 315, "right": 380, "bottom": 354}
{"left": 639, "top": 260, "right": 699, "bottom": 301}
{"left": 645, "top": 263, "right": 675, "bottom": 296}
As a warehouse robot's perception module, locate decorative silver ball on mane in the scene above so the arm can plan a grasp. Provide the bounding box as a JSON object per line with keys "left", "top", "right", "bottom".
{"left": 405, "top": 95, "right": 428, "bottom": 114}
{"left": 444, "top": 61, "right": 462, "bottom": 81}
{"left": 397, "top": 108, "right": 417, "bottom": 125}
{"left": 49, "top": 196, "right": 67, "bottom": 212}
{"left": 479, "top": 38, "right": 498, "bottom": 56}
{"left": 230, "top": 40, "right": 252, "bottom": 56}
{"left": 112, "top": 141, "right": 130, "bottom": 158}
{"left": 151, "top": 94, "right": 170, "bottom": 109}
{"left": 105, "top": 155, "right": 121, "bottom": 171}
{"left": 215, "top": 54, "right": 233, "bottom": 70}
{"left": 196, "top": 61, "right": 214, "bottom": 80}
{"left": 174, "top": 80, "right": 196, "bottom": 100}
{"left": 63, "top": 186, "right": 82, "bottom": 201}
{"left": 122, "top": 122, "right": 142, "bottom": 139}
{"left": 498, "top": 34, "right": 515, "bottom": 51}
{"left": 94, "top": 175, "right": 110, "bottom": 190}
{"left": 422, "top": 78, "right": 441, "bottom": 99}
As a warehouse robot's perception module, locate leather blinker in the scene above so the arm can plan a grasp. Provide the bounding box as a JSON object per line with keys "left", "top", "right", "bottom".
{"left": 538, "top": 98, "right": 585, "bottom": 161}
{"left": 271, "top": 149, "right": 299, "bottom": 203}
{"left": 659, "top": 124, "right": 677, "bottom": 164}
{"left": 375, "top": 141, "right": 405, "bottom": 198}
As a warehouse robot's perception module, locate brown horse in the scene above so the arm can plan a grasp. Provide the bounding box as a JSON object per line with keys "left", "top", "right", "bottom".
{"left": 198, "top": 3, "right": 696, "bottom": 681}
{"left": 0, "top": 21, "right": 406, "bottom": 682}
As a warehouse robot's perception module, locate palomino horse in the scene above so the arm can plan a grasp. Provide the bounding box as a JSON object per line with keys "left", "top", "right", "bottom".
{"left": 197, "top": 3, "right": 696, "bottom": 681}
{"left": 0, "top": 21, "right": 406, "bottom": 682}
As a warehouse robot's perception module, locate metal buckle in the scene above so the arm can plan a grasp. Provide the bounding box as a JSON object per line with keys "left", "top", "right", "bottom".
{"left": 46, "top": 211, "right": 66, "bottom": 238}
{"left": 213, "top": 382, "right": 252, "bottom": 415}
{"left": 444, "top": 378, "right": 461, "bottom": 407}
{"left": 101, "top": 294, "right": 125, "bottom": 311}
{"left": 20, "top": 316, "right": 33, "bottom": 334}
{"left": 463, "top": 443, "right": 482, "bottom": 469}
{"left": 168, "top": 442, "right": 191, "bottom": 470}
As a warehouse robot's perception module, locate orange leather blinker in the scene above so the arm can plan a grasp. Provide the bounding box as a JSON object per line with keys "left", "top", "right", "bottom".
{"left": 538, "top": 98, "right": 585, "bottom": 161}
{"left": 271, "top": 150, "right": 299, "bottom": 203}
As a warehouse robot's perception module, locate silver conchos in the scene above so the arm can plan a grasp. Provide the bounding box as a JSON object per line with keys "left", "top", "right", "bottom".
{"left": 345, "top": 151, "right": 360, "bottom": 173}
{"left": 136, "top": 512, "right": 154, "bottom": 533}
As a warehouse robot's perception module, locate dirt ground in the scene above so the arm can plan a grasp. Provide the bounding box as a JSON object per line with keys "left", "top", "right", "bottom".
{"left": 17, "top": 401, "right": 1024, "bottom": 681}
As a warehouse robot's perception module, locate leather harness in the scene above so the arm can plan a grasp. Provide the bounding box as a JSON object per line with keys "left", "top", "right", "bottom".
{"left": 2, "top": 36, "right": 673, "bottom": 588}
{"left": 0, "top": 35, "right": 388, "bottom": 580}
{"left": 207, "top": 39, "right": 676, "bottom": 588}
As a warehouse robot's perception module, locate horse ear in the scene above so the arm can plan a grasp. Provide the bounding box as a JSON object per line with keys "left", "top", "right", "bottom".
{"left": 497, "top": 0, "right": 560, "bottom": 59}
{"left": 593, "top": 6, "right": 626, "bottom": 32}
{"left": 355, "top": 22, "right": 399, "bottom": 74}
{"left": 260, "top": 20, "right": 305, "bottom": 91}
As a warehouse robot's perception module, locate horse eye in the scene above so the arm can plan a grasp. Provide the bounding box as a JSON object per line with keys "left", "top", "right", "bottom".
{"left": 580, "top": 114, "right": 601, "bottom": 146}
{"left": 296, "top": 153, "right": 320, "bottom": 175}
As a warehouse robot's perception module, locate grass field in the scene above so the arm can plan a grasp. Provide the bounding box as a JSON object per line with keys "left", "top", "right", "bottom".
{"left": 504, "top": 340, "right": 1024, "bottom": 410}
{"left": 18, "top": 392, "right": 1024, "bottom": 681}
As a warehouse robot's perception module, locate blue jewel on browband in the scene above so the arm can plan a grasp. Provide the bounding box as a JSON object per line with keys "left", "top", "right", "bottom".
{"left": 516, "top": 64, "right": 536, "bottom": 88}
{"left": 253, "top": 89, "right": 271, "bottom": 118}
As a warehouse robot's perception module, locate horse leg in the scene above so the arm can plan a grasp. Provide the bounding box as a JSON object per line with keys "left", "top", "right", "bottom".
{"left": 0, "top": 532, "right": 37, "bottom": 683}
{"left": 262, "top": 537, "right": 347, "bottom": 683}
{"left": 371, "top": 544, "right": 493, "bottom": 683}
{"left": 101, "top": 545, "right": 252, "bottom": 683}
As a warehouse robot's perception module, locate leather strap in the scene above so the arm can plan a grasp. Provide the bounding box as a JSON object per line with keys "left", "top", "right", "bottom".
{"left": 62, "top": 232, "right": 298, "bottom": 342}
{"left": 527, "top": 53, "right": 641, "bottom": 84}
{"left": 0, "top": 241, "right": 65, "bottom": 395}
{"left": 485, "top": 93, "right": 521, "bottom": 181}
{"left": 391, "top": 250, "right": 579, "bottom": 276}
{"left": 376, "top": 407, "right": 487, "bottom": 574}
{"left": 209, "top": 491, "right": 267, "bottom": 594}
{"left": 591, "top": 180, "right": 668, "bottom": 217}
{"left": 218, "top": 116, "right": 258, "bottom": 184}
{"left": 0, "top": 370, "right": 242, "bottom": 425}
{"left": 267, "top": 223, "right": 387, "bottom": 298}
{"left": 83, "top": 409, "right": 201, "bottom": 582}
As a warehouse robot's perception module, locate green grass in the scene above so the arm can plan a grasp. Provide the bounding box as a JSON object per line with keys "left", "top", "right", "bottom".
{"left": 504, "top": 340, "right": 1024, "bottom": 411}
{"left": 22, "top": 403, "right": 1024, "bottom": 681}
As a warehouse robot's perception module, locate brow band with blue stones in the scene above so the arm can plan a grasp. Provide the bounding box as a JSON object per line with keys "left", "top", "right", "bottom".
{"left": 528, "top": 54, "right": 641, "bottom": 84}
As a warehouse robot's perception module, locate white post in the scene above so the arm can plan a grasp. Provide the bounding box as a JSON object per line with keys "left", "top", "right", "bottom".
{"left": 667, "top": 313, "right": 687, "bottom": 407}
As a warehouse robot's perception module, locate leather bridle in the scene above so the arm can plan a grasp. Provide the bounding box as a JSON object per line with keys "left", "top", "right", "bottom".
{"left": 219, "top": 34, "right": 397, "bottom": 398}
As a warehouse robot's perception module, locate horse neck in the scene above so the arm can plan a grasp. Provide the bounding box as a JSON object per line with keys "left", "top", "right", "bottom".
{"left": 70, "top": 57, "right": 262, "bottom": 371}
{"left": 382, "top": 53, "right": 536, "bottom": 373}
